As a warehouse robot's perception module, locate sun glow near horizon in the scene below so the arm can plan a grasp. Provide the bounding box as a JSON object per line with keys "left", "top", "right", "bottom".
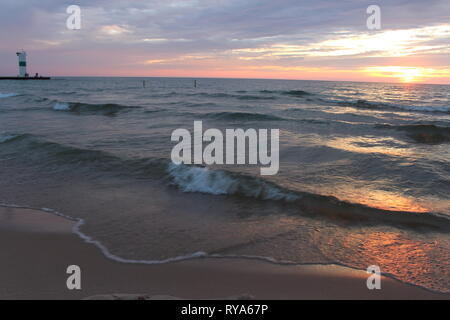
{"left": 363, "top": 66, "right": 450, "bottom": 83}
{"left": 134, "top": 24, "right": 450, "bottom": 84}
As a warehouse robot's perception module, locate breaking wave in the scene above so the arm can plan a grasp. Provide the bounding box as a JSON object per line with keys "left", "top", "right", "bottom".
{"left": 0, "top": 93, "right": 18, "bottom": 98}
{"left": 167, "top": 163, "right": 298, "bottom": 201}
{"left": 52, "top": 101, "right": 140, "bottom": 115}
{"left": 3, "top": 134, "right": 450, "bottom": 232}
{"left": 0, "top": 133, "right": 26, "bottom": 144}
{"left": 166, "top": 163, "right": 450, "bottom": 231}
{"left": 53, "top": 102, "right": 71, "bottom": 111}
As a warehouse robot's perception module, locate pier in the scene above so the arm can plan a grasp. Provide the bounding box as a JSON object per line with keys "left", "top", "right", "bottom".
{"left": 0, "top": 76, "right": 51, "bottom": 80}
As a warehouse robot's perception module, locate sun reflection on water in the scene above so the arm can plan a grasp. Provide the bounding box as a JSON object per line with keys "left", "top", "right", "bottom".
{"left": 314, "top": 228, "right": 450, "bottom": 292}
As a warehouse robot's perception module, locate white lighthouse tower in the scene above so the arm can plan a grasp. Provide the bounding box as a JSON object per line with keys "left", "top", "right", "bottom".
{"left": 16, "top": 50, "right": 28, "bottom": 78}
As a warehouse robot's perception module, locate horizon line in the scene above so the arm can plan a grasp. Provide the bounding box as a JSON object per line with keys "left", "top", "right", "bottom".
{"left": 34, "top": 75, "right": 450, "bottom": 86}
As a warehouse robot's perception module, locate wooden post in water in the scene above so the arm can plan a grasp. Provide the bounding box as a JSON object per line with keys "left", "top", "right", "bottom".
{"left": 194, "top": 80, "right": 197, "bottom": 88}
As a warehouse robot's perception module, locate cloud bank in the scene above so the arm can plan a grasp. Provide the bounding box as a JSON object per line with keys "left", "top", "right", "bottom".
{"left": 0, "top": 0, "right": 449, "bottom": 83}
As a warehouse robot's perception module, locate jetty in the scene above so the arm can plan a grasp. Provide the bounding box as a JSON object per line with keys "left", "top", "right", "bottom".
{"left": 0, "top": 76, "right": 50, "bottom": 80}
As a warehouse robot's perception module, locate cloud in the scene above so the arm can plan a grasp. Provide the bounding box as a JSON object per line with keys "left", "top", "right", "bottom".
{"left": 99, "top": 24, "right": 131, "bottom": 36}
{"left": 0, "top": 0, "right": 449, "bottom": 83}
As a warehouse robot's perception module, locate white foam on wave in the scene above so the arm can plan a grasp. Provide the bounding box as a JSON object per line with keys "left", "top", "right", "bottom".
{"left": 0, "top": 133, "right": 18, "bottom": 144}
{"left": 0, "top": 93, "right": 18, "bottom": 98}
{"left": 167, "top": 163, "right": 299, "bottom": 201}
{"left": 168, "top": 163, "right": 237, "bottom": 195}
{"left": 53, "top": 102, "right": 71, "bottom": 111}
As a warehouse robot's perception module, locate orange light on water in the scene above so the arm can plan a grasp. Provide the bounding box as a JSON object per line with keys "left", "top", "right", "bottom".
{"left": 350, "top": 189, "right": 430, "bottom": 213}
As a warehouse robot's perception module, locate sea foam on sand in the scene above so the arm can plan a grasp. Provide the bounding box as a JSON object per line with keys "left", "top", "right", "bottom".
{"left": 0, "top": 205, "right": 447, "bottom": 300}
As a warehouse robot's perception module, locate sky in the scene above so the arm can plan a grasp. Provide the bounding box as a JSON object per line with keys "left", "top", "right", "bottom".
{"left": 0, "top": 0, "right": 449, "bottom": 84}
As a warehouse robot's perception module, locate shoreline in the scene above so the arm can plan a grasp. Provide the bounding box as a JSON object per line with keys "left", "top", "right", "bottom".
{"left": 0, "top": 206, "right": 448, "bottom": 300}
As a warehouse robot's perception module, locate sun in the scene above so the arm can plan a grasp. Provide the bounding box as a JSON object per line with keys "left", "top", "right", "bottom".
{"left": 398, "top": 68, "right": 423, "bottom": 83}
{"left": 365, "top": 66, "right": 425, "bottom": 83}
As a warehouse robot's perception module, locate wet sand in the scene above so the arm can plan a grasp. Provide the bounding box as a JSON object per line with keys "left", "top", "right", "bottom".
{"left": 0, "top": 206, "right": 448, "bottom": 300}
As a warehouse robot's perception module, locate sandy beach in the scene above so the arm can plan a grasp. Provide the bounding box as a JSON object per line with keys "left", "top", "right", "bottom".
{"left": 0, "top": 206, "right": 447, "bottom": 300}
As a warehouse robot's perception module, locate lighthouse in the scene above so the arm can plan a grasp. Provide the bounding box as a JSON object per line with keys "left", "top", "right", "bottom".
{"left": 0, "top": 51, "right": 50, "bottom": 80}
{"left": 16, "top": 50, "right": 28, "bottom": 77}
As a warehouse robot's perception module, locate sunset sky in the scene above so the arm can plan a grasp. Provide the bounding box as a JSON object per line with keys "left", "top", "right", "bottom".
{"left": 1, "top": 0, "right": 449, "bottom": 84}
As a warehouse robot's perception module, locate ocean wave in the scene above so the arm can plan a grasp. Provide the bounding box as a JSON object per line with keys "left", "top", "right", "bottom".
{"left": 237, "top": 95, "right": 276, "bottom": 100}
{"left": 58, "top": 91, "right": 79, "bottom": 95}
{"left": 282, "top": 90, "right": 311, "bottom": 97}
{"left": 339, "top": 99, "right": 450, "bottom": 114}
{"left": 151, "top": 89, "right": 311, "bottom": 100}
{"left": 0, "top": 93, "right": 18, "bottom": 98}
{"left": 0, "top": 133, "right": 168, "bottom": 178}
{"left": 192, "top": 92, "right": 276, "bottom": 100}
{"left": 10, "top": 134, "right": 294, "bottom": 202}
{"left": 396, "top": 105, "right": 450, "bottom": 113}
{"left": 3, "top": 134, "right": 450, "bottom": 231}
{"left": 258, "top": 90, "right": 312, "bottom": 97}
{"left": 0, "top": 133, "right": 26, "bottom": 144}
{"left": 205, "top": 111, "right": 286, "bottom": 121}
{"left": 377, "top": 124, "right": 450, "bottom": 144}
{"left": 143, "top": 109, "right": 164, "bottom": 114}
{"left": 167, "top": 163, "right": 298, "bottom": 201}
{"left": 53, "top": 102, "right": 71, "bottom": 111}
{"left": 182, "top": 102, "right": 218, "bottom": 108}
{"left": 52, "top": 101, "right": 140, "bottom": 115}
{"left": 166, "top": 163, "right": 450, "bottom": 232}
